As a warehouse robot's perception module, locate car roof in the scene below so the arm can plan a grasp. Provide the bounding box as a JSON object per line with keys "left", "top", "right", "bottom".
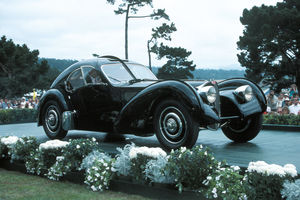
{"left": 50, "top": 58, "right": 140, "bottom": 88}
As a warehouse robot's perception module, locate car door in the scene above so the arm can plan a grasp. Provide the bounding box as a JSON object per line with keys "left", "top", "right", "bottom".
{"left": 80, "top": 66, "right": 118, "bottom": 131}
{"left": 65, "top": 67, "right": 89, "bottom": 129}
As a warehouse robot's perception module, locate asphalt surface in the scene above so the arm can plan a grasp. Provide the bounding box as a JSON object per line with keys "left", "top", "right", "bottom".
{"left": 1, "top": 122, "right": 300, "bottom": 170}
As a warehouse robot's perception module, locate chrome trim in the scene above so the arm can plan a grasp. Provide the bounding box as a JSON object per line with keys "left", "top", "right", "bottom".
{"left": 159, "top": 106, "right": 187, "bottom": 145}
{"left": 62, "top": 111, "right": 75, "bottom": 131}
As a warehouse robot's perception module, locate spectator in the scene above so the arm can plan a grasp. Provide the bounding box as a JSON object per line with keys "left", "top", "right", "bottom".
{"left": 289, "top": 98, "right": 300, "bottom": 115}
{"left": 276, "top": 93, "right": 284, "bottom": 108}
{"left": 0, "top": 98, "right": 3, "bottom": 109}
{"left": 282, "top": 106, "right": 290, "bottom": 115}
{"left": 20, "top": 97, "right": 26, "bottom": 108}
{"left": 2, "top": 98, "right": 8, "bottom": 109}
{"left": 267, "top": 90, "right": 278, "bottom": 112}
{"left": 289, "top": 84, "right": 298, "bottom": 98}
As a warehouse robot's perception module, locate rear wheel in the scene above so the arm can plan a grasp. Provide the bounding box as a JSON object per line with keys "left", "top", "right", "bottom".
{"left": 153, "top": 99, "right": 199, "bottom": 150}
{"left": 42, "top": 100, "right": 68, "bottom": 139}
{"left": 221, "top": 114, "right": 263, "bottom": 142}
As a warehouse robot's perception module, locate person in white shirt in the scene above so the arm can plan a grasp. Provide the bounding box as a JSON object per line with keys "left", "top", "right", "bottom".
{"left": 289, "top": 98, "right": 300, "bottom": 115}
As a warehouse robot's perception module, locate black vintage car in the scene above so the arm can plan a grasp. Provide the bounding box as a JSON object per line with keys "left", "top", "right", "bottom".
{"left": 37, "top": 56, "right": 267, "bottom": 150}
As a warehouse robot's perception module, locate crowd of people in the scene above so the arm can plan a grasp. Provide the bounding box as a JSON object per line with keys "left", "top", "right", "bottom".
{"left": 0, "top": 97, "right": 39, "bottom": 110}
{"left": 266, "top": 84, "right": 300, "bottom": 115}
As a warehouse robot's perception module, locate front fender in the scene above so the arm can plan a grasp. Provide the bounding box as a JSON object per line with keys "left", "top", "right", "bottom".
{"left": 37, "top": 89, "right": 70, "bottom": 126}
{"left": 114, "top": 80, "right": 220, "bottom": 133}
{"left": 218, "top": 78, "right": 267, "bottom": 119}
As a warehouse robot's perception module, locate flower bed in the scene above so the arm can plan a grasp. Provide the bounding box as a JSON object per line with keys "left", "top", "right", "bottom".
{"left": 0, "top": 136, "right": 299, "bottom": 200}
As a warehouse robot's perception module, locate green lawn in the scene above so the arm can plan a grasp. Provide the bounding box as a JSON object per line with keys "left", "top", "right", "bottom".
{"left": 0, "top": 169, "right": 151, "bottom": 200}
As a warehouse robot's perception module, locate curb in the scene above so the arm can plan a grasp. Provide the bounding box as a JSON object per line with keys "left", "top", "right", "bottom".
{"left": 262, "top": 124, "right": 300, "bottom": 132}
{"left": 0, "top": 160, "right": 206, "bottom": 200}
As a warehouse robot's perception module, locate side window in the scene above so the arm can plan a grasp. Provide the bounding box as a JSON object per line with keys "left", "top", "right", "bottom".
{"left": 82, "top": 66, "right": 103, "bottom": 85}
{"left": 66, "top": 68, "right": 85, "bottom": 91}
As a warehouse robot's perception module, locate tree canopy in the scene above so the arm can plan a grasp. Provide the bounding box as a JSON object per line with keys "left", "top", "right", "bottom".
{"left": 156, "top": 44, "right": 195, "bottom": 79}
{"left": 0, "top": 36, "right": 56, "bottom": 98}
{"left": 147, "top": 22, "right": 177, "bottom": 70}
{"left": 106, "top": 0, "right": 169, "bottom": 59}
{"left": 237, "top": 0, "right": 300, "bottom": 91}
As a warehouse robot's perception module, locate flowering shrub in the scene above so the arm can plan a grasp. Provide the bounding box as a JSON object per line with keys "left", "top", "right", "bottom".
{"left": 0, "top": 137, "right": 7, "bottom": 158}
{"left": 84, "top": 158, "right": 115, "bottom": 192}
{"left": 80, "top": 150, "right": 111, "bottom": 170}
{"left": 11, "top": 136, "right": 38, "bottom": 162}
{"left": 113, "top": 143, "right": 136, "bottom": 176}
{"left": 281, "top": 179, "right": 300, "bottom": 200}
{"left": 202, "top": 164, "right": 247, "bottom": 200}
{"left": 245, "top": 161, "right": 297, "bottom": 199}
{"left": 25, "top": 139, "right": 68, "bottom": 175}
{"left": 165, "top": 145, "right": 218, "bottom": 193}
{"left": 0, "top": 136, "right": 19, "bottom": 158}
{"left": 129, "top": 146, "right": 167, "bottom": 182}
{"left": 145, "top": 155, "right": 175, "bottom": 184}
{"left": 47, "top": 138, "right": 99, "bottom": 180}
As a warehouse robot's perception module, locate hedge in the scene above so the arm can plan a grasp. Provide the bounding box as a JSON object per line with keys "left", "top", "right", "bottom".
{"left": 263, "top": 114, "right": 300, "bottom": 126}
{"left": 0, "top": 109, "right": 300, "bottom": 126}
{"left": 0, "top": 109, "right": 37, "bottom": 125}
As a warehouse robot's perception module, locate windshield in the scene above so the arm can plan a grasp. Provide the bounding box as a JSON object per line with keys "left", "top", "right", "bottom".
{"left": 128, "top": 64, "right": 157, "bottom": 80}
{"left": 101, "top": 63, "right": 157, "bottom": 85}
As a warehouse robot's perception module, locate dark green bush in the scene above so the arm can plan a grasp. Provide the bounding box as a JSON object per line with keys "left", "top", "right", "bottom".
{"left": 263, "top": 114, "right": 300, "bottom": 126}
{"left": 0, "top": 109, "right": 37, "bottom": 124}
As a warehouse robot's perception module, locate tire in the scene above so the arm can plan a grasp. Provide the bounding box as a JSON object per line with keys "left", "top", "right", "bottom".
{"left": 153, "top": 99, "right": 199, "bottom": 150}
{"left": 42, "top": 100, "right": 68, "bottom": 139}
{"left": 221, "top": 113, "right": 263, "bottom": 142}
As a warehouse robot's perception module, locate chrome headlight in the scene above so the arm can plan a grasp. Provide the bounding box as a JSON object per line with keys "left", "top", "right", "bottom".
{"left": 234, "top": 85, "right": 253, "bottom": 102}
{"left": 198, "top": 86, "right": 217, "bottom": 104}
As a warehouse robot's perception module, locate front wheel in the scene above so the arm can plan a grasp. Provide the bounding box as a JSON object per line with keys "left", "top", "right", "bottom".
{"left": 42, "top": 100, "right": 68, "bottom": 139}
{"left": 221, "top": 114, "right": 263, "bottom": 142}
{"left": 153, "top": 99, "right": 199, "bottom": 150}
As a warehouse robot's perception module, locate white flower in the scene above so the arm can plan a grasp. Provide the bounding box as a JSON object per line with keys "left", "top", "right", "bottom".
{"left": 204, "top": 151, "right": 207, "bottom": 156}
{"left": 231, "top": 165, "right": 240, "bottom": 171}
{"left": 215, "top": 176, "right": 220, "bottom": 181}
{"left": 283, "top": 164, "right": 297, "bottom": 177}
{"left": 39, "top": 140, "right": 69, "bottom": 150}
{"left": 91, "top": 185, "right": 97, "bottom": 191}
{"left": 92, "top": 137, "right": 96, "bottom": 142}
{"left": 247, "top": 161, "right": 297, "bottom": 177}
{"left": 207, "top": 176, "right": 212, "bottom": 180}
{"left": 129, "top": 146, "right": 167, "bottom": 159}
{"left": 76, "top": 145, "right": 80, "bottom": 149}
{"left": 1, "top": 136, "right": 19, "bottom": 146}
{"left": 181, "top": 147, "right": 186, "bottom": 152}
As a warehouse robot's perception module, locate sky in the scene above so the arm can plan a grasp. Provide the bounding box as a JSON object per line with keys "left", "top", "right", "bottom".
{"left": 0, "top": 0, "right": 281, "bottom": 70}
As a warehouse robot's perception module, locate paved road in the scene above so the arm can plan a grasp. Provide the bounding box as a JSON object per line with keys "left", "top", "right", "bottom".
{"left": 1, "top": 123, "right": 300, "bottom": 170}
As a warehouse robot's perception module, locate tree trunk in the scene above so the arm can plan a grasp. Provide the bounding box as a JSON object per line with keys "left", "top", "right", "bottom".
{"left": 125, "top": 5, "right": 130, "bottom": 60}
{"left": 147, "top": 40, "right": 152, "bottom": 71}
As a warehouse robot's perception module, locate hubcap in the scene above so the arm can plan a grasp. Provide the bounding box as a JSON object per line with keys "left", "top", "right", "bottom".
{"left": 45, "top": 106, "right": 59, "bottom": 134}
{"left": 159, "top": 106, "right": 187, "bottom": 145}
{"left": 229, "top": 118, "right": 252, "bottom": 133}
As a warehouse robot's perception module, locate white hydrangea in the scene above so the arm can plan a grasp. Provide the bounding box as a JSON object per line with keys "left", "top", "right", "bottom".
{"left": 39, "top": 140, "right": 69, "bottom": 150}
{"left": 1, "top": 136, "right": 19, "bottom": 146}
{"left": 248, "top": 161, "right": 297, "bottom": 177}
{"left": 128, "top": 146, "right": 167, "bottom": 159}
